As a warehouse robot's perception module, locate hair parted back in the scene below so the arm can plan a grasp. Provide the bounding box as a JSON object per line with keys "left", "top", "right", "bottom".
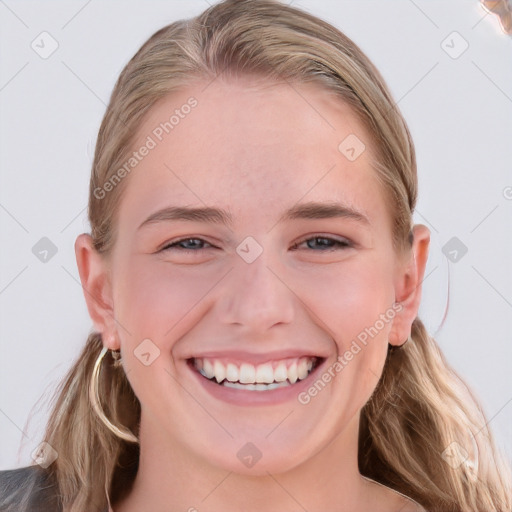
{"left": 9, "top": 1, "right": 511, "bottom": 511}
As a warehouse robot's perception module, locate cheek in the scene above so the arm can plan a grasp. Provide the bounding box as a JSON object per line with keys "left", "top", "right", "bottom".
{"left": 112, "top": 260, "right": 224, "bottom": 414}
{"left": 295, "top": 257, "right": 394, "bottom": 400}
{"left": 113, "top": 258, "right": 221, "bottom": 346}
{"left": 295, "top": 256, "right": 395, "bottom": 342}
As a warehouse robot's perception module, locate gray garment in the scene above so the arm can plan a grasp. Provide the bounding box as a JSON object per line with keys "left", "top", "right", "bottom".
{"left": 0, "top": 465, "right": 109, "bottom": 512}
{"left": 0, "top": 465, "right": 60, "bottom": 512}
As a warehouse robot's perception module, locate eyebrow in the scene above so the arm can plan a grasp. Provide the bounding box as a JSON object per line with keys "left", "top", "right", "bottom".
{"left": 281, "top": 201, "right": 370, "bottom": 225}
{"left": 137, "top": 201, "right": 370, "bottom": 231}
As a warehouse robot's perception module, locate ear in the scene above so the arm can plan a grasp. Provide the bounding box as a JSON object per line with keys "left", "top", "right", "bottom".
{"left": 75, "top": 233, "right": 119, "bottom": 350}
{"left": 388, "top": 224, "right": 430, "bottom": 347}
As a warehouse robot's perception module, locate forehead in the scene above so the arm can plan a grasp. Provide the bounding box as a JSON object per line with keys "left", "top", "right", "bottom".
{"left": 116, "top": 76, "right": 386, "bottom": 232}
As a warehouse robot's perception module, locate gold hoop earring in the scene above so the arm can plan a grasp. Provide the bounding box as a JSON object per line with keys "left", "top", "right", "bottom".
{"left": 89, "top": 346, "right": 139, "bottom": 444}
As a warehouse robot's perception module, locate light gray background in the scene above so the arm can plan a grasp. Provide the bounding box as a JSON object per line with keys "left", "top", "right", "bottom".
{"left": 1, "top": 0, "right": 511, "bottom": 470}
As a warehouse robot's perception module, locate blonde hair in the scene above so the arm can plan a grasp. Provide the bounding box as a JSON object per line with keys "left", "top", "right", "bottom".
{"left": 10, "top": 1, "right": 512, "bottom": 510}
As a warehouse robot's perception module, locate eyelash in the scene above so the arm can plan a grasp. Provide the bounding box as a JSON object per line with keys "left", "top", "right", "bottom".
{"left": 159, "top": 235, "right": 352, "bottom": 252}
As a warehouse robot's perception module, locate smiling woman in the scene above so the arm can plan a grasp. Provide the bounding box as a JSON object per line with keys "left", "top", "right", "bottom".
{"left": 1, "top": 1, "right": 511, "bottom": 511}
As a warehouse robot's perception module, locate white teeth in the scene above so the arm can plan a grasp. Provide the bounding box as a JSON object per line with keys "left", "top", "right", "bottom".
{"left": 255, "top": 362, "right": 274, "bottom": 384}
{"left": 213, "top": 360, "right": 226, "bottom": 383}
{"left": 223, "top": 381, "right": 290, "bottom": 391}
{"left": 297, "top": 359, "right": 309, "bottom": 380}
{"left": 194, "top": 356, "right": 317, "bottom": 388}
{"left": 203, "top": 359, "right": 215, "bottom": 379}
{"left": 226, "top": 363, "right": 239, "bottom": 382}
{"left": 239, "top": 363, "right": 256, "bottom": 384}
{"left": 273, "top": 362, "right": 288, "bottom": 382}
{"left": 288, "top": 362, "right": 298, "bottom": 384}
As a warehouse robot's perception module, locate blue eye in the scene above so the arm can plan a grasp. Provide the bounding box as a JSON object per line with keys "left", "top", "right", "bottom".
{"left": 160, "top": 235, "right": 352, "bottom": 253}
{"left": 292, "top": 236, "right": 352, "bottom": 251}
{"left": 160, "top": 238, "right": 212, "bottom": 251}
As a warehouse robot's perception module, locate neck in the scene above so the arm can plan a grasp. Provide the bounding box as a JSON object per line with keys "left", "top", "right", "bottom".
{"left": 114, "top": 411, "right": 371, "bottom": 512}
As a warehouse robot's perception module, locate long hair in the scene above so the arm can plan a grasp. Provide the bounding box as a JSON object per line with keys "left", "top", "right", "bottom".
{"left": 7, "top": 1, "right": 512, "bottom": 510}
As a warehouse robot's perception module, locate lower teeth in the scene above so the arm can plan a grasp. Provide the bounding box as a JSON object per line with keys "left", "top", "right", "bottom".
{"left": 221, "top": 381, "right": 291, "bottom": 391}
{"left": 194, "top": 360, "right": 321, "bottom": 391}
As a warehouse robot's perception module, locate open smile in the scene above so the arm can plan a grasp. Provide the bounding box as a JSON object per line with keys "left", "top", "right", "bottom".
{"left": 187, "top": 355, "right": 327, "bottom": 405}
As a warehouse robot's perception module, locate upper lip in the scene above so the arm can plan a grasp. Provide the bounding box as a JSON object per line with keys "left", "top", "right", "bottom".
{"left": 186, "top": 349, "right": 328, "bottom": 365}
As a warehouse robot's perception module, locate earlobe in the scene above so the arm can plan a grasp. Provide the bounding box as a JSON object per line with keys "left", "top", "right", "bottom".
{"left": 74, "top": 233, "right": 118, "bottom": 348}
{"left": 389, "top": 224, "right": 430, "bottom": 346}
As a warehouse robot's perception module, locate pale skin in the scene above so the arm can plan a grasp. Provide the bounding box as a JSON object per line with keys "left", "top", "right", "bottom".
{"left": 75, "top": 76, "right": 430, "bottom": 512}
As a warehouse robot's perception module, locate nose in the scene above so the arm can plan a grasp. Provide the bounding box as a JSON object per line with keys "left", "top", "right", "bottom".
{"left": 217, "top": 249, "right": 295, "bottom": 333}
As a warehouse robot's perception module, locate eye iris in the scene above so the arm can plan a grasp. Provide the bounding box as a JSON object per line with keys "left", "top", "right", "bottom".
{"left": 165, "top": 236, "right": 348, "bottom": 252}
{"left": 308, "top": 237, "right": 335, "bottom": 249}
{"left": 181, "top": 238, "right": 202, "bottom": 249}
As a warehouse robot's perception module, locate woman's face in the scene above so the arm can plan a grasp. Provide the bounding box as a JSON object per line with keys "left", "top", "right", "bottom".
{"left": 86, "top": 76, "right": 424, "bottom": 475}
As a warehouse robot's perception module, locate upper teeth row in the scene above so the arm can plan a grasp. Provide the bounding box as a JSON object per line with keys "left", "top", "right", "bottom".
{"left": 194, "top": 357, "right": 315, "bottom": 385}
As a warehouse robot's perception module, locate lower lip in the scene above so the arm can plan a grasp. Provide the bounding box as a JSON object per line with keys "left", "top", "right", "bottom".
{"left": 187, "top": 358, "right": 327, "bottom": 406}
